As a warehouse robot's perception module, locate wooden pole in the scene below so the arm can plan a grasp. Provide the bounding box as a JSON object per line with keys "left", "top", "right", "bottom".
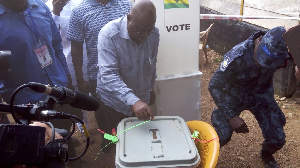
{"left": 240, "top": 0, "right": 244, "bottom": 21}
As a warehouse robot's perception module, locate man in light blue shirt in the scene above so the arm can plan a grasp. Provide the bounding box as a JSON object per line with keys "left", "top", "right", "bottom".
{"left": 97, "top": 0, "right": 159, "bottom": 152}
{"left": 67, "top": 0, "right": 131, "bottom": 94}
{"left": 67, "top": 0, "right": 131, "bottom": 136}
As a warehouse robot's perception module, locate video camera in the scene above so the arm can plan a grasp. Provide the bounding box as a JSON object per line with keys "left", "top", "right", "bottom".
{"left": 0, "top": 82, "right": 100, "bottom": 167}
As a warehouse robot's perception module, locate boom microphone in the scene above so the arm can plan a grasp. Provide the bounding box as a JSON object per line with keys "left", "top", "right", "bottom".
{"left": 29, "top": 82, "right": 99, "bottom": 111}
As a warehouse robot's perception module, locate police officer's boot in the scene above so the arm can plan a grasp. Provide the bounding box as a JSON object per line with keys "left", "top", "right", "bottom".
{"left": 260, "top": 149, "right": 279, "bottom": 168}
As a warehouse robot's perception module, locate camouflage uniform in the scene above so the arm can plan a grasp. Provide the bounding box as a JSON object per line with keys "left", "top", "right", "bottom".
{"left": 209, "top": 27, "right": 289, "bottom": 155}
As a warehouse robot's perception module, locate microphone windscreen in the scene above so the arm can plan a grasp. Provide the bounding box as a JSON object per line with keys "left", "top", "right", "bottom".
{"left": 69, "top": 91, "right": 100, "bottom": 111}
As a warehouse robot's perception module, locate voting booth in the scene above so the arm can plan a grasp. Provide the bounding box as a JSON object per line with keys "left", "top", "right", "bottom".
{"left": 115, "top": 2, "right": 203, "bottom": 167}
{"left": 151, "top": 0, "right": 202, "bottom": 121}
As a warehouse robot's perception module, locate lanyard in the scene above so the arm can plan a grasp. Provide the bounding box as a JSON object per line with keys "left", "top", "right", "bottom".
{"left": 16, "top": 9, "right": 40, "bottom": 42}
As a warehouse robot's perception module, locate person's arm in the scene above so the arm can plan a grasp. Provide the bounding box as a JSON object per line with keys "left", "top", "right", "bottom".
{"left": 209, "top": 59, "right": 248, "bottom": 133}
{"left": 98, "top": 32, "right": 152, "bottom": 120}
{"left": 45, "top": 0, "right": 59, "bottom": 27}
{"left": 45, "top": 3, "right": 70, "bottom": 77}
{"left": 71, "top": 40, "right": 88, "bottom": 93}
{"left": 47, "top": 0, "right": 69, "bottom": 28}
{"left": 30, "top": 122, "right": 63, "bottom": 142}
{"left": 208, "top": 66, "right": 234, "bottom": 116}
{"left": 52, "top": 0, "right": 68, "bottom": 16}
{"left": 228, "top": 116, "right": 249, "bottom": 134}
{"left": 131, "top": 100, "right": 153, "bottom": 120}
{"left": 67, "top": 8, "right": 88, "bottom": 92}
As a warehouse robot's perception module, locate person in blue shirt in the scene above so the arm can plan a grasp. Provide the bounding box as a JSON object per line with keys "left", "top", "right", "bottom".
{"left": 0, "top": 0, "right": 71, "bottom": 103}
{"left": 0, "top": 0, "right": 83, "bottom": 131}
{"left": 97, "top": 0, "right": 159, "bottom": 152}
{"left": 209, "top": 26, "right": 290, "bottom": 168}
{"left": 0, "top": 0, "right": 88, "bottom": 166}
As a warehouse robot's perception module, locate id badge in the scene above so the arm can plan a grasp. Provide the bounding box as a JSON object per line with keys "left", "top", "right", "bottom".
{"left": 34, "top": 42, "right": 52, "bottom": 68}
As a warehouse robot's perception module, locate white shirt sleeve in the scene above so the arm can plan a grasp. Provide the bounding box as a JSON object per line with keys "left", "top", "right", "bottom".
{"left": 52, "top": 13, "right": 60, "bottom": 29}
{"left": 45, "top": 1, "right": 60, "bottom": 29}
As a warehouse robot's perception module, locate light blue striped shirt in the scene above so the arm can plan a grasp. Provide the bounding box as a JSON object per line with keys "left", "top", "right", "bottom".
{"left": 97, "top": 16, "right": 160, "bottom": 116}
{"left": 67, "top": 0, "right": 131, "bottom": 81}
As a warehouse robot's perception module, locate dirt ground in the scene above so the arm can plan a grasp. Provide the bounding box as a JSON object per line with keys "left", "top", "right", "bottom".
{"left": 197, "top": 50, "right": 300, "bottom": 168}
{"left": 67, "top": 49, "right": 300, "bottom": 168}
{"left": 7, "top": 49, "right": 300, "bottom": 167}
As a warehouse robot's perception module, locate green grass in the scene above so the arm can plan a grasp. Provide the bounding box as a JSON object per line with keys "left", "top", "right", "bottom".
{"left": 213, "top": 56, "right": 223, "bottom": 63}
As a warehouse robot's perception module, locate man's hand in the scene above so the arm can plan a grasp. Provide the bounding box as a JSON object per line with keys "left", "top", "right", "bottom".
{"left": 30, "top": 122, "right": 63, "bottom": 142}
{"left": 228, "top": 115, "right": 249, "bottom": 134}
{"left": 131, "top": 100, "right": 154, "bottom": 121}
{"left": 52, "top": 0, "right": 69, "bottom": 16}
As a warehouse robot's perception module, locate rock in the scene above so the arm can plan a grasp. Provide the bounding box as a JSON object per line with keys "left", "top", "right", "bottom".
{"left": 280, "top": 97, "right": 287, "bottom": 101}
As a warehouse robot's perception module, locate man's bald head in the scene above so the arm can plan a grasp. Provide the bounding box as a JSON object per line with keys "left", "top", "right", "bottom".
{"left": 127, "top": 0, "right": 156, "bottom": 44}
{"left": 130, "top": 0, "right": 156, "bottom": 23}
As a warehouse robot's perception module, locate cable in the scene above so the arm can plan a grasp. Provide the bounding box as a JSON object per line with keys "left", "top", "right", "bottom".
{"left": 8, "top": 83, "right": 90, "bottom": 162}
{"left": 44, "top": 122, "right": 56, "bottom": 149}
{"left": 65, "top": 118, "right": 76, "bottom": 140}
{"left": 9, "top": 83, "right": 31, "bottom": 124}
{"left": 44, "top": 121, "right": 70, "bottom": 165}
{"left": 59, "top": 113, "right": 90, "bottom": 161}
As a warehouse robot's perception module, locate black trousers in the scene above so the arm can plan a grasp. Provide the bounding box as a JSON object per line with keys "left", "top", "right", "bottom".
{"left": 96, "top": 99, "right": 132, "bottom": 134}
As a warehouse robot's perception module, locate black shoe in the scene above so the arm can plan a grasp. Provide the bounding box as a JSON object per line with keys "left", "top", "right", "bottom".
{"left": 260, "top": 149, "right": 279, "bottom": 168}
